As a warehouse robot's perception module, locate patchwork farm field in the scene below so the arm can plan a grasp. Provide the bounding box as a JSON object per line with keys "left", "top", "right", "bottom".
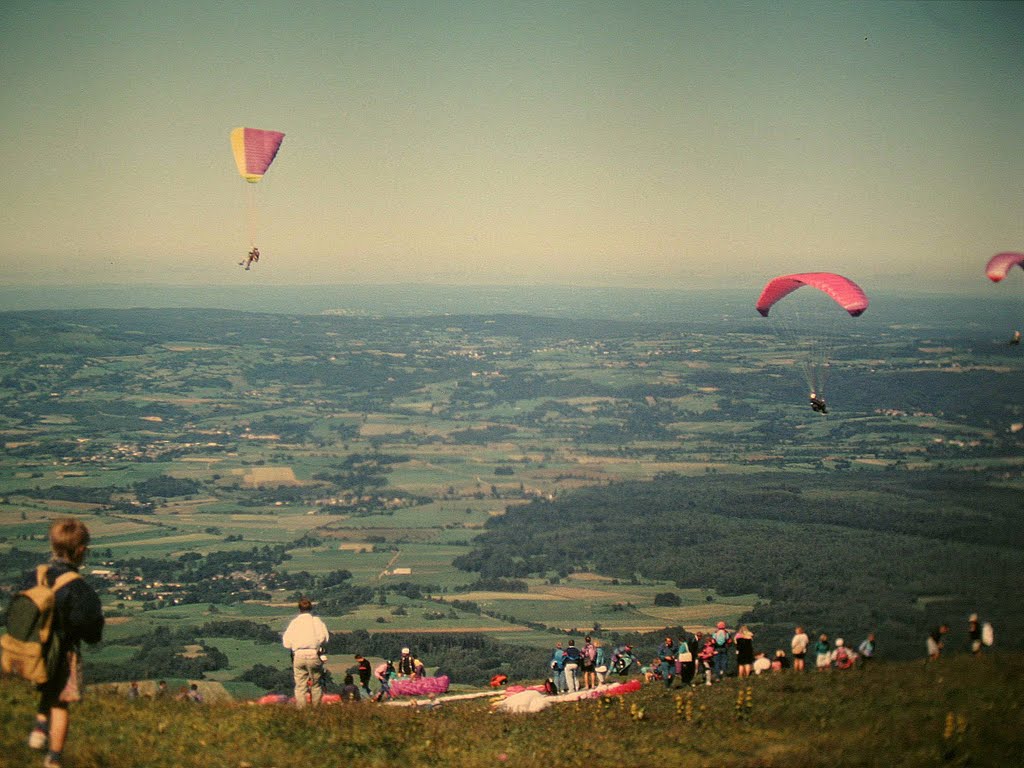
{"left": 2, "top": 305, "right": 1023, "bottom": 690}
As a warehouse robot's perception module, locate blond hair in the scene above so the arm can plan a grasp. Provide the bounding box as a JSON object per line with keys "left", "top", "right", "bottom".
{"left": 50, "top": 517, "right": 91, "bottom": 563}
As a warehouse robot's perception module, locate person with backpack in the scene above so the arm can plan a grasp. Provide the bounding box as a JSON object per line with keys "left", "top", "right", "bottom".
{"left": 13, "top": 518, "right": 104, "bottom": 768}
{"left": 581, "top": 635, "right": 598, "bottom": 689}
{"left": 562, "top": 639, "right": 582, "bottom": 693}
{"left": 711, "top": 622, "right": 732, "bottom": 681}
{"left": 857, "top": 633, "right": 876, "bottom": 669}
{"left": 593, "top": 639, "right": 607, "bottom": 685}
{"left": 550, "top": 641, "right": 566, "bottom": 693}
{"left": 832, "top": 638, "right": 855, "bottom": 670}
{"left": 396, "top": 646, "right": 416, "bottom": 677}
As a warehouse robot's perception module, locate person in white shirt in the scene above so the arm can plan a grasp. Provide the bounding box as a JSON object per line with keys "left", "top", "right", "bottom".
{"left": 282, "top": 597, "right": 330, "bottom": 707}
{"left": 791, "top": 626, "right": 809, "bottom": 672}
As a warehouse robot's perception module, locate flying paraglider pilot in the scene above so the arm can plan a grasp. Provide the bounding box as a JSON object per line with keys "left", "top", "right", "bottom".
{"left": 1010, "top": 330, "right": 1021, "bottom": 346}
{"left": 809, "top": 393, "right": 828, "bottom": 414}
{"left": 241, "top": 246, "right": 260, "bottom": 270}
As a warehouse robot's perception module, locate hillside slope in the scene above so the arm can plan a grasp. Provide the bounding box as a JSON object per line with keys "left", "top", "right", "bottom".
{"left": 2, "top": 653, "right": 1021, "bottom": 768}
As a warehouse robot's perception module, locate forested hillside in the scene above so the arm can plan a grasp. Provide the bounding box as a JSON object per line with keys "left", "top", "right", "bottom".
{"left": 455, "top": 471, "right": 1024, "bottom": 657}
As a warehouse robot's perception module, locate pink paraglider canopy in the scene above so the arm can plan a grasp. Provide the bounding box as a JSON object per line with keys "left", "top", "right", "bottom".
{"left": 985, "top": 252, "right": 1024, "bottom": 283}
{"left": 756, "top": 272, "right": 869, "bottom": 317}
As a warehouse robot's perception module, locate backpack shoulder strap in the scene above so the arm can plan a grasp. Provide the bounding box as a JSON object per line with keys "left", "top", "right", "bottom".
{"left": 37, "top": 564, "right": 82, "bottom": 591}
{"left": 52, "top": 571, "right": 82, "bottom": 591}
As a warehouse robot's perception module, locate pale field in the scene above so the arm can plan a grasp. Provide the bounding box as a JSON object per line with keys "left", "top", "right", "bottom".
{"left": 536, "top": 585, "right": 622, "bottom": 601}
{"left": 98, "top": 532, "right": 220, "bottom": 548}
{"left": 454, "top": 591, "right": 565, "bottom": 602}
{"left": 243, "top": 467, "right": 300, "bottom": 486}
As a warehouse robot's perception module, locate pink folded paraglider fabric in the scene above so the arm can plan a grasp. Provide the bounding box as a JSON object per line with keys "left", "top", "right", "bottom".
{"left": 603, "top": 679, "right": 642, "bottom": 696}
{"left": 505, "top": 684, "right": 547, "bottom": 695}
{"left": 985, "top": 252, "right": 1024, "bottom": 283}
{"left": 389, "top": 675, "right": 450, "bottom": 696}
{"left": 257, "top": 693, "right": 290, "bottom": 704}
{"left": 756, "top": 272, "right": 869, "bottom": 317}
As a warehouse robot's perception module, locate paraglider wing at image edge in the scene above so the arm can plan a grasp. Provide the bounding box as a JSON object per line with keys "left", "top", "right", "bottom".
{"left": 985, "top": 252, "right": 1024, "bottom": 283}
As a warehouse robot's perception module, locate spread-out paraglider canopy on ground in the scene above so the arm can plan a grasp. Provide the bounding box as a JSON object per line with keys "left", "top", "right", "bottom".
{"left": 230, "top": 127, "right": 285, "bottom": 269}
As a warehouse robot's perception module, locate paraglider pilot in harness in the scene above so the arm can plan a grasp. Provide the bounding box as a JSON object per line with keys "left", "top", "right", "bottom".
{"left": 809, "top": 392, "right": 828, "bottom": 414}
{"left": 241, "top": 247, "right": 260, "bottom": 270}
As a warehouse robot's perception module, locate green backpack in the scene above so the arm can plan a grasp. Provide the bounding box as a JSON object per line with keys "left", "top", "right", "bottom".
{"left": 2, "top": 565, "right": 80, "bottom": 684}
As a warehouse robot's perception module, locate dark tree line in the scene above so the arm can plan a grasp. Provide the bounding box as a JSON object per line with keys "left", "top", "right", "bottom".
{"left": 453, "top": 471, "right": 1024, "bottom": 660}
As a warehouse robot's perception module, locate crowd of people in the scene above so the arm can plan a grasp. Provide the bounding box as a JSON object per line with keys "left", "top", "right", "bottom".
{"left": 548, "top": 616, "right": 991, "bottom": 694}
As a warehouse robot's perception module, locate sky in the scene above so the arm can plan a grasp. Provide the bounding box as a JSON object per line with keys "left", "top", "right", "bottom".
{"left": 1, "top": 0, "right": 1022, "bottom": 293}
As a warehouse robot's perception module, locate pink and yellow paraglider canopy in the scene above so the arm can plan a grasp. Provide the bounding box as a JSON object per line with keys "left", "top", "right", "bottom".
{"left": 230, "top": 127, "right": 285, "bottom": 183}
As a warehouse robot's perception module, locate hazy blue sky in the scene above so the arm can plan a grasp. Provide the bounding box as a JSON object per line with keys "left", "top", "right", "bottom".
{"left": 1, "top": 1, "right": 1021, "bottom": 292}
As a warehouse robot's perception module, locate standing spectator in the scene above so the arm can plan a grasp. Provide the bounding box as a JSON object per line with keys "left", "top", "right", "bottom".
{"left": 711, "top": 622, "right": 732, "bottom": 681}
{"left": 791, "top": 626, "right": 809, "bottom": 672}
{"left": 814, "top": 633, "right": 832, "bottom": 671}
{"left": 697, "top": 637, "right": 716, "bottom": 685}
{"left": 676, "top": 630, "right": 697, "bottom": 687}
{"left": 657, "top": 636, "right": 676, "bottom": 689}
{"left": 927, "top": 625, "right": 949, "bottom": 661}
{"left": 155, "top": 680, "right": 168, "bottom": 698}
{"left": 734, "top": 625, "right": 755, "bottom": 678}
{"left": 550, "top": 642, "right": 566, "bottom": 693}
{"left": 968, "top": 614, "right": 982, "bottom": 655}
{"left": 355, "top": 654, "right": 372, "bottom": 697}
{"left": 186, "top": 683, "right": 203, "bottom": 703}
{"left": 126, "top": 681, "right": 140, "bottom": 700}
{"left": 23, "top": 518, "right": 104, "bottom": 768}
{"left": 593, "top": 640, "right": 607, "bottom": 685}
{"left": 581, "top": 635, "right": 598, "bottom": 689}
{"left": 281, "top": 597, "right": 330, "bottom": 707}
{"left": 563, "top": 639, "right": 582, "bottom": 693}
{"left": 857, "top": 633, "right": 876, "bottom": 668}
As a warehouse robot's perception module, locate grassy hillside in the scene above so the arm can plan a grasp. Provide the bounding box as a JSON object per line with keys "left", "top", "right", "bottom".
{"left": 2, "top": 653, "right": 1020, "bottom": 768}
